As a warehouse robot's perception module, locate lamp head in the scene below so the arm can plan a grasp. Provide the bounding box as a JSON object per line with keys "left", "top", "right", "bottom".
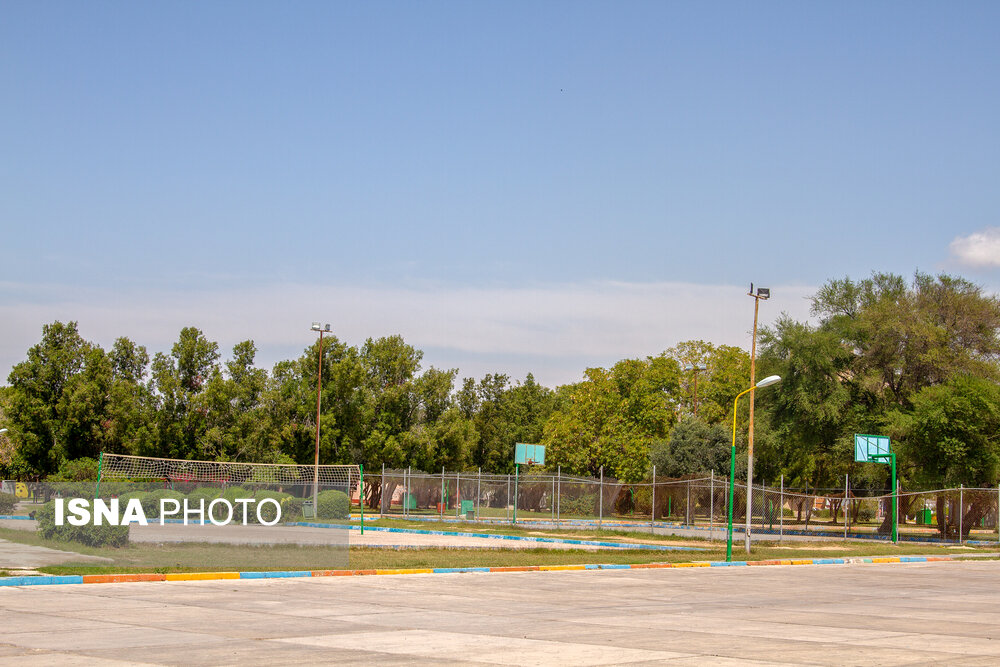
{"left": 756, "top": 287, "right": 770, "bottom": 299}
{"left": 324, "top": 323, "right": 331, "bottom": 332}
{"left": 311, "top": 322, "right": 321, "bottom": 331}
{"left": 755, "top": 375, "right": 781, "bottom": 388}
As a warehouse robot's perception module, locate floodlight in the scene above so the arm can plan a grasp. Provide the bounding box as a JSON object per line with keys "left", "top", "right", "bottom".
{"left": 324, "top": 323, "right": 331, "bottom": 332}
{"left": 756, "top": 287, "right": 770, "bottom": 299}
{"left": 755, "top": 375, "right": 781, "bottom": 388}
{"left": 311, "top": 322, "right": 321, "bottom": 331}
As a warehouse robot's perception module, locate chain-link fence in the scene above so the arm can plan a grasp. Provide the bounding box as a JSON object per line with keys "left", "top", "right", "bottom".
{"left": 360, "top": 468, "right": 1000, "bottom": 545}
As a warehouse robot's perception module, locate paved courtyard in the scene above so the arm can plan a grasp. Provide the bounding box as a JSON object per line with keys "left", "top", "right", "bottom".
{"left": 1, "top": 559, "right": 998, "bottom": 665}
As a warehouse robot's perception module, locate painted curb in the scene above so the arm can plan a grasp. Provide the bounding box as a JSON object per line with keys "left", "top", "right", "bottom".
{"left": 0, "top": 554, "right": 983, "bottom": 588}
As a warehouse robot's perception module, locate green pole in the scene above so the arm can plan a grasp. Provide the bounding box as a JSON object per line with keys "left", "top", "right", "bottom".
{"left": 891, "top": 453, "right": 897, "bottom": 544}
{"left": 95, "top": 451, "right": 104, "bottom": 500}
{"left": 727, "top": 441, "right": 736, "bottom": 562}
{"left": 360, "top": 464, "right": 364, "bottom": 536}
{"left": 513, "top": 463, "right": 519, "bottom": 524}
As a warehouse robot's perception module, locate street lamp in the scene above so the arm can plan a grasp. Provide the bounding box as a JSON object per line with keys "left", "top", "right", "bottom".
{"left": 727, "top": 374, "right": 781, "bottom": 562}
{"left": 682, "top": 363, "right": 708, "bottom": 417}
{"left": 746, "top": 284, "right": 770, "bottom": 553}
{"left": 310, "top": 322, "right": 331, "bottom": 514}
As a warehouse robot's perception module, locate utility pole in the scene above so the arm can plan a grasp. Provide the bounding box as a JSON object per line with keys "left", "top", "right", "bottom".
{"left": 745, "top": 285, "right": 769, "bottom": 553}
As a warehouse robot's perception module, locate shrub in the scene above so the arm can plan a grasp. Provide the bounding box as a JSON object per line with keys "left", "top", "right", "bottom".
{"left": 186, "top": 486, "right": 223, "bottom": 505}
{"left": 560, "top": 493, "right": 597, "bottom": 517}
{"left": 253, "top": 490, "right": 291, "bottom": 524}
{"left": 221, "top": 486, "right": 253, "bottom": 504}
{"left": 35, "top": 501, "right": 129, "bottom": 548}
{"left": 857, "top": 507, "right": 876, "bottom": 523}
{"left": 0, "top": 492, "right": 17, "bottom": 515}
{"left": 317, "top": 489, "right": 350, "bottom": 520}
{"left": 281, "top": 496, "right": 305, "bottom": 520}
{"left": 141, "top": 489, "right": 185, "bottom": 517}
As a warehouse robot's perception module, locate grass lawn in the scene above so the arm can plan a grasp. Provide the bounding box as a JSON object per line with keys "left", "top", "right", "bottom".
{"left": 1, "top": 524, "right": 995, "bottom": 577}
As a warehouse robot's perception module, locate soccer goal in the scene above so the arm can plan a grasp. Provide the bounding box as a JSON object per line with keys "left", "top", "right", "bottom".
{"left": 96, "top": 453, "right": 363, "bottom": 526}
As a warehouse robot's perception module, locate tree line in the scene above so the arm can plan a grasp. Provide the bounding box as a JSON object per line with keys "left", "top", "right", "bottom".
{"left": 2, "top": 271, "right": 999, "bottom": 497}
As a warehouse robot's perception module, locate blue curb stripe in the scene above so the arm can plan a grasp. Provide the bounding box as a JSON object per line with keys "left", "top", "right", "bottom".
{"left": 432, "top": 567, "right": 492, "bottom": 574}
{"left": 0, "top": 576, "right": 84, "bottom": 586}
{"left": 239, "top": 571, "right": 311, "bottom": 579}
{"left": 0, "top": 515, "right": 32, "bottom": 520}
{"left": 900, "top": 556, "right": 928, "bottom": 563}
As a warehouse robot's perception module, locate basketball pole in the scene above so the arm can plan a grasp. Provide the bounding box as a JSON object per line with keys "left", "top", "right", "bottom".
{"left": 513, "top": 463, "right": 519, "bottom": 524}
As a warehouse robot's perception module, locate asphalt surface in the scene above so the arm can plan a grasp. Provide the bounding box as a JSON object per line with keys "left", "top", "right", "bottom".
{"left": 1, "top": 559, "right": 998, "bottom": 665}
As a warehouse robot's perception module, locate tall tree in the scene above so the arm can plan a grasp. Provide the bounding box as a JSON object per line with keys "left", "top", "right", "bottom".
{"left": 543, "top": 355, "right": 679, "bottom": 481}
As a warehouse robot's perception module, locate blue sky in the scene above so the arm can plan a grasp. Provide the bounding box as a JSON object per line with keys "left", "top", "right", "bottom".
{"left": 3, "top": 2, "right": 999, "bottom": 386}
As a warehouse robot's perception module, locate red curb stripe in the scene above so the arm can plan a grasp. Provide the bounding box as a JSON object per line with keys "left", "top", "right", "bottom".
{"left": 82, "top": 574, "right": 166, "bottom": 584}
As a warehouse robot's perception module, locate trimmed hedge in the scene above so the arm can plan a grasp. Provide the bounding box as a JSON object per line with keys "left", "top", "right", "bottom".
{"left": 0, "top": 492, "right": 17, "bottom": 515}
{"left": 141, "top": 489, "right": 185, "bottom": 516}
{"left": 253, "top": 490, "right": 291, "bottom": 524}
{"left": 317, "top": 489, "right": 350, "bottom": 520}
{"left": 186, "top": 486, "right": 223, "bottom": 505}
{"left": 35, "top": 501, "right": 129, "bottom": 548}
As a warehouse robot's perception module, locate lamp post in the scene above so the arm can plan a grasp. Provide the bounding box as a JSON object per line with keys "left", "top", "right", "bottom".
{"left": 727, "top": 374, "right": 781, "bottom": 562}
{"left": 683, "top": 363, "right": 708, "bottom": 417}
{"left": 745, "top": 284, "right": 769, "bottom": 552}
{"left": 310, "top": 322, "right": 331, "bottom": 514}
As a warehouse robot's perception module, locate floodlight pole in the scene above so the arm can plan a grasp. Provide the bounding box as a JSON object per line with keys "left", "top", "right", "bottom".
{"left": 728, "top": 375, "right": 781, "bottom": 562}
{"left": 311, "top": 322, "right": 331, "bottom": 514}
{"left": 746, "top": 284, "right": 769, "bottom": 553}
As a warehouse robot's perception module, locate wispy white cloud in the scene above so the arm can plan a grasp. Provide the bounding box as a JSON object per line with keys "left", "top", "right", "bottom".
{"left": 0, "top": 281, "right": 815, "bottom": 388}
{"left": 950, "top": 228, "right": 1000, "bottom": 268}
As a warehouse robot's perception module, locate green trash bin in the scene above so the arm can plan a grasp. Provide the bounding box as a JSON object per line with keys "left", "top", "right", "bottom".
{"left": 461, "top": 500, "right": 475, "bottom": 516}
{"left": 405, "top": 494, "right": 416, "bottom": 510}
{"left": 918, "top": 508, "right": 932, "bottom": 525}
{"left": 302, "top": 500, "right": 315, "bottom": 519}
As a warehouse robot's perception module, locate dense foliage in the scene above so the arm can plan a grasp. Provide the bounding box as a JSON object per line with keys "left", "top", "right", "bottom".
{"left": 3, "top": 271, "right": 1000, "bottom": 497}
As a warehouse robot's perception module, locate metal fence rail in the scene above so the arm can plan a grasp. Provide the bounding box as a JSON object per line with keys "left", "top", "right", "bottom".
{"left": 364, "top": 466, "right": 1000, "bottom": 545}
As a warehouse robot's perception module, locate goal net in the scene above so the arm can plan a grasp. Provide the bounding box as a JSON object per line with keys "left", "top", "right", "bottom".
{"left": 98, "top": 453, "right": 361, "bottom": 496}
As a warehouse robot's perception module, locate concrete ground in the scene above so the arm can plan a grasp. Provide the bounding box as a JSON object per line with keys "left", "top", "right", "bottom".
{"left": 1, "top": 559, "right": 998, "bottom": 665}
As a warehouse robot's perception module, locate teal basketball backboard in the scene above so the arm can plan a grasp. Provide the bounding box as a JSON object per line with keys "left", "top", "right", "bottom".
{"left": 854, "top": 434, "right": 891, "bottom": 463}
{"left": 514, "top": 443, "right": 545, "bottom": 465}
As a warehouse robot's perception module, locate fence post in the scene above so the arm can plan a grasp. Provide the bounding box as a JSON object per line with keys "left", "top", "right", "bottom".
{"left": 476, "top": 467, "right": 481, "bottom": 521}
{"left": 960, "top": 484, "right": 964, "bottom": 544}
{"left": 440, "top": 466, "right": 445, "bottom": 520}
{"left": 456, "top": 472, "right": 461, "bottom": 519}
{"left": 557, "top": 466, "right": 561, "bottom": 523}
{"left": 709, "top": 470, "right": 714, "bottom": 541}
{"left": 506, "top": 474, "right": 510, "bottom": 523}
{"left": 652, "top": 465, "right": 656, "bottom": 535}
{"left": 380, "top": 463, "right": 385, "bottom": 518}
{"left": 844, "top": 474, "right": 849, "bottom": 539}
{"left": 405, "top": 466, "right": 410, "bottom": 518}
{"left": 551, "top": 473, "right": 555, "bottom": 522}
{"left": 779, "top": 474, "right": 784, "bottom": 543}
{"left": 599, "top": 466, "right": 604, "bottom": 527}
{"left": 686, "top": 479, "right": 691, "bottom": 526}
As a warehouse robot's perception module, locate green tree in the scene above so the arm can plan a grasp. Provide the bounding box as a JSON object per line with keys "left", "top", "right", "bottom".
{"left": 6, "top": 322, "right": 108, "bottom": 476}
{"left": 542, "top": 355, "right": 679, "bottom": 481}
{"left": 652, "top": 417, "right": 735, "bottom": 478}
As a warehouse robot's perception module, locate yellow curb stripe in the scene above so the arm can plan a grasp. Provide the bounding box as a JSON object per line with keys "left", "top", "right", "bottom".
{"left": 375, "top": 568, "right": 434, "bottom": 576}
{"left": 164, "top": 572, "right": 240, "bottom": 581}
